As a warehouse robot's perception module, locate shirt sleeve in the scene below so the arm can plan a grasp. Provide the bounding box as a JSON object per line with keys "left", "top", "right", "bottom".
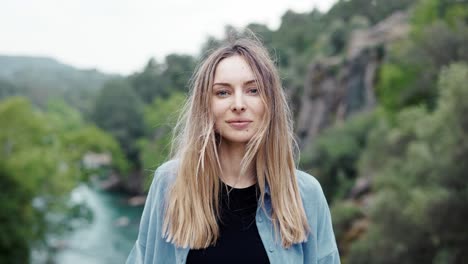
{"left": 316, "top": 183, "right": 341, "bottom": 264}
{"left": 126, "top": 167, "right": 164, "bottom": 264}
{"left": 126, "top": 240, "right": 145, "bottom": 264}
{"left": 318, "top": 250, "right": 341, "bottom": 264}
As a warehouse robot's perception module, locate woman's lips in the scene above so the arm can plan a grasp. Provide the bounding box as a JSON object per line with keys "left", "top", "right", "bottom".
{"left": 227, "top": 121, "right": 252, "bottom": 130}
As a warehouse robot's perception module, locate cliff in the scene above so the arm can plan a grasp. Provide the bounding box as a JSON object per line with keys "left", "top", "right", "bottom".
{"left": 295, "top": 11, "right": 410, "bottom": 149}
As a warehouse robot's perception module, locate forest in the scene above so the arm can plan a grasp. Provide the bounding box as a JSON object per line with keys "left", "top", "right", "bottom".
{"left": 1, "top": 0, "right": 467, "bottom": 263}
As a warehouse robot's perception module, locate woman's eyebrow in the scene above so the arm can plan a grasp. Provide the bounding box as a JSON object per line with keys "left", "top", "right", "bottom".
{"left": 212, "top": 82, "right": 232, "bottom": 87}
{"left": 244, "top": 80, "right": 257, "bottom": 85}
{"left": 212, "top": 79, "right": 257, "bottom": 87}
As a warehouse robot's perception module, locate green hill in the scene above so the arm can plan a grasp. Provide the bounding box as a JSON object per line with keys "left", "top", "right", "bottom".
{"left": 0, "top": 55, "right": 118, "bottom": 114}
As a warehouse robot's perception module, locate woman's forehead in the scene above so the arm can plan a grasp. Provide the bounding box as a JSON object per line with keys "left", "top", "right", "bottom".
{"left": 213, "top": 55, "right": 256, "bottom": 84}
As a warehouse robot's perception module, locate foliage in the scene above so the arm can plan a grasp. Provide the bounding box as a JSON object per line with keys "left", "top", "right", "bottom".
{"left": 0, "top": 161, "right": 37, "bottom": 263}
{"left": 129, "top": 54, "right": 195, "bottom": 104}
{"left": 347, "top": 63, "right": 468, "bottom": 264}
{"left": 375, "top": 61, "right": 419, "bottom": 112}
{"left": 412, "top": 0, "right": 468, "bottom": 32}
{"left": 331, "top": 201, "right": 365, "bottom": 255}
{"left": 92, "top": 78, "right": 145, "bottom": 167}
{"left": 0, "top": 56, "right": 111, "bottom": 116}
{"left": 45, "top": 98, "right": 129, "bottom": 174}
{"left": 377, "top": 0, "right": 468, "bottom": 111}
{"left": 0, "top": 78, "right": 20, "bottom": 100}
{"left": 0, "top": 98, "right": 59, "bottom": 263}
{"left": 327, "top": 0, "right": 414, "bottom": 25}
{"left": 0, "top": 96, "right": 128, "bottom": 262}
{"left": 274, "top": 10, "right": 325, "bottom": 59}
{"left": 163, "top": 54, "right": 196, "bottom": 91}
{"left": 139, "top": 93, "right": 185, "bottom": 190}
{"left": 245, "top": 23, "right": 274, "bottom": 47}
{"left": 300, "top": 112, "right": 378, "bottom": 202}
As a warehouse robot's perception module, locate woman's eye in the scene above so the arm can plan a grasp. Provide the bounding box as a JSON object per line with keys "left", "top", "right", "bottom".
{"left": 248, "top": 88, "right": 259, "bottom": 94}
{"left": 216, "top": 90, "right": 229, "bottom": 97}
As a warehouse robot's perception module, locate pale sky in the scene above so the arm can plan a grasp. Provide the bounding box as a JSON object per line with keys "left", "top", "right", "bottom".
{"left": 1, "top": 0, "right": 336, "bottom": 75}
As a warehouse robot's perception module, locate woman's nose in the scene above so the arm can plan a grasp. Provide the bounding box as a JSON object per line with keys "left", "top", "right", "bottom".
{"left": 231, "top": 91, "right": 246, "bottom": 112}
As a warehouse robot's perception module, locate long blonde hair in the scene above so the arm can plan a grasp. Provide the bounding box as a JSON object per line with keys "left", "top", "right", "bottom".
{"left": 162, "top": 37, "right": 309, "bottom": 248}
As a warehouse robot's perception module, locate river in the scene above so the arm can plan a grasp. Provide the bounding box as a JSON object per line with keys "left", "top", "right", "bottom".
{"left": 52, "top": 184, "right": 144, "bottom": 264}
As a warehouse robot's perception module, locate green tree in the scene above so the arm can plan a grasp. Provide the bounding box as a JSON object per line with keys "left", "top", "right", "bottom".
{"left": 130, "top": 55, "right": 195, "bottom": 104}
{"left": 0, "top": 98, "right": 59, "bottom": 263}
{"left": 347, "top": 63, "right": 468, "bottom": 264}
{"left": 300, "top": 112, "right": 378, "bottom": 202}
{"left": 0, "top": 79, "right": 18, "bottom": 100}
{"left": 139, "top": 93, "right": 185, "bottom": 190}
{"left": 0, "top": 97, "right": 128, "bottom": 262}
{"left": 92, "top": 79, "right": 145, "bottom": 167}
{"left": 327, "top": 0, "right": 414, "bottom": 25}
{"left": 377, "top": 0, "right": 468, "bottom": 112}
{"left": 129, "top": 58, "right": 168, "bottom": 104}
{"left": 163, "top": 54, "right": 196, "bottom": 92}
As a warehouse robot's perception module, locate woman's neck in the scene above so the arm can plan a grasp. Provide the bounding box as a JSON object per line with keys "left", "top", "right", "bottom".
{"left": 218, "top": 141, "right": 256, "bottom": 188}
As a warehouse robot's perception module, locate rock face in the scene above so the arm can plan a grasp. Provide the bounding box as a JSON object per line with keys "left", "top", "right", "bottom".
{"left": 347, "top": 12, "right": 410, "bottom": 58}
{"left": 295, "top": 12, "right": 409, "bottom": 149}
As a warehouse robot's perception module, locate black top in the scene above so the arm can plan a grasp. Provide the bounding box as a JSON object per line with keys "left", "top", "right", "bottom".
{"left": 186, "top": 182, "right": 270, "bottom": 264}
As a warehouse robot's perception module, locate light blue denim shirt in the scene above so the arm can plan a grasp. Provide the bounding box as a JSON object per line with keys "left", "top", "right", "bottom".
{"left": 127, "top": 160, "right": 340, "bottom": 264}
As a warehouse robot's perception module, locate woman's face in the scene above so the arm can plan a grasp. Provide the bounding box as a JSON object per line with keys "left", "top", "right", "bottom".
{"left": 211, "top": 55, "right": 265, "bottom": 145}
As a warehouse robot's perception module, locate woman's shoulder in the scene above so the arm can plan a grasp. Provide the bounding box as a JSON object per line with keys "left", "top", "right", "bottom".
{"left": 294, "top": 169, "right": 328, "bottom": 208}
{"left": 295, "top": 169, "right": 323, "bottom": 195}
{"left": 149, "top": 159, "right": 179, "bottom": 192}
{"left": 155, "top": 159, "right": 179, "bottom": 176}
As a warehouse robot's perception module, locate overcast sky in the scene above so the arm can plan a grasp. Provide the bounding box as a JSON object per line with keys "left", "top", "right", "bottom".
{"left": 1, "top": 0, "right": 336, "bottom": 75}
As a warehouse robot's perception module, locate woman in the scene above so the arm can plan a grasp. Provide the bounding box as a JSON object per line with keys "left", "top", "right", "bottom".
{"left": 127, "top": 37, "right": 340, "bottom": 264}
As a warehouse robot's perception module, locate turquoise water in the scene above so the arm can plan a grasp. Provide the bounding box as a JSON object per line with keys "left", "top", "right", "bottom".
{"left": 53, "top": 184, "right": 143, "bottom": 264}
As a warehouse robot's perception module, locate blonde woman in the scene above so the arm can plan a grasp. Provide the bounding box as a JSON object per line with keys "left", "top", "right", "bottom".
{"left": 127, "top": 38, "right": 340, "bottom": 264}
